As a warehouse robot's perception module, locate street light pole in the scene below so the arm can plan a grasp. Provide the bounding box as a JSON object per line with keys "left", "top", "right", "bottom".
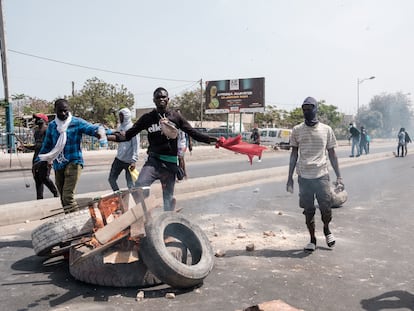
{"left": 357, "top": 76, "right": 375, "bottom": 114}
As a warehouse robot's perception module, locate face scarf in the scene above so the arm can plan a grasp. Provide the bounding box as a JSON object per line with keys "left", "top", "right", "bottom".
{"left": 39, "top": 112, "right": 72, "bottom": 163}
{"left": 302, "top": 97, "right": 319, "bottom": 127}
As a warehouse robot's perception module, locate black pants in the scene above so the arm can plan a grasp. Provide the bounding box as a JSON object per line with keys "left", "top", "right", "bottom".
{"left": 134, "top": 155, "right": 177, "bottom": 211}
{"left": 32, "top": 162, "right": 58, "bottom": 200}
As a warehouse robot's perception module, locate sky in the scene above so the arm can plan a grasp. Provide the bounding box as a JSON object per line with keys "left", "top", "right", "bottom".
{"left": 1, "top": 0, "right": 414, "bottom": 115}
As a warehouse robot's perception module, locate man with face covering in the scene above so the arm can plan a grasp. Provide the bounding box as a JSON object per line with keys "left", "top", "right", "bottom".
{"left": 108, "top": 87, "right": 217, "bottom": 211}
{"left": 108, "top": 108, "right": 139, "bottom": 190}
{"left": 286, "top": 97, "right": 343, "bottom": 252}
{"left": 35, "top": 99, "right": 102, "bottom": 213}
{"left": 23, "top": 113, "right": 58, "bottom": 199}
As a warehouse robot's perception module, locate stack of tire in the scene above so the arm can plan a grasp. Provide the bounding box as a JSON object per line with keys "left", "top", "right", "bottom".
{"left": 31, "top": 210, "right": 215, "bottom": 289}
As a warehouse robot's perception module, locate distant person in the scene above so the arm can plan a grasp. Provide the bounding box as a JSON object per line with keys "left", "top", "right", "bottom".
{"left": 286, "top": 97, "right": 343, "bottom": 252}
{"left": 359, "top": 126, "right": 368, "bottom": 155}
{"left": 176, "top": 110, "right": 192, "bottom": 181}
{"left": 108, "top": 87, "right": 217, "bottom": 211}
{"left": 250, "top": 124, "right": 262, "bottom": 162}
{"left": 35, "top": 99, "right": 104, "bottom": 213}
{"left": 397, "top": 128, "right": 406, "bottom": 157}
{"left": 25, "top": 113, "right": 58, "bottom": 200}
{"left": 366, "top": 133, "right": 371, "bottom": 153}
{"left": 348, "top": 123, "right": 360, "bottom": 157}
{"left": 108, "top": 108, "right": 139, "bottom": 191}
{"left": 404, "top": 130, "right": 411, "bottom": 156}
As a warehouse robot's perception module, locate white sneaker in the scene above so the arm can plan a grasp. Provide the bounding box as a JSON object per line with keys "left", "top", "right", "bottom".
{"left": 257, "top": 159, "right": 262, "bottom": 163}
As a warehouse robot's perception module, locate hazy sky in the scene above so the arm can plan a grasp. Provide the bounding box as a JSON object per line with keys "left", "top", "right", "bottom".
{"left": 2, "top": 0, "right": 414, "bottom": 115}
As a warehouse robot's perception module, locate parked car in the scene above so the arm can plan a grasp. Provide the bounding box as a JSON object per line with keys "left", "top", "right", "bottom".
{"left": 207, "top": 127, "right": 236, "bottom": 138}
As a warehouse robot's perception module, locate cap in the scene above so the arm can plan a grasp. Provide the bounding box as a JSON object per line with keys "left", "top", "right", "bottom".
{"left": 34, "top": 113, "right": 49, "bottom": 123}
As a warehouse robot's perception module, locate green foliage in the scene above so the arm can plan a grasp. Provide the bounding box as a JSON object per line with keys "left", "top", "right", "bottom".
{"left": 357, "top": 92, "right": 413, "bottom": 137}
{"left": 169, "top": 87, "right": 226, "bottom": 122}
{"left": 69, "top": 77, "right": 135, "bottom": 128}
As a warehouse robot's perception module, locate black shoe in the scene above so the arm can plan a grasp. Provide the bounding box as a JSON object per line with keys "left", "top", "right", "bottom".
{"left": 349, "top": 155, "right": 355, "bottom": 157}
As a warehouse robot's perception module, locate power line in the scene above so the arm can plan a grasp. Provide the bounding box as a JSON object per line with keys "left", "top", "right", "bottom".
{"left": 8, "top": 49, "right": 198, "bottom": 83}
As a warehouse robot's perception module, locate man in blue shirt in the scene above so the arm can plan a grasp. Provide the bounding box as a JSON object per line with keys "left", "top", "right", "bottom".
{"left": 36, "top": 99, "right": 101, "bottom": 213}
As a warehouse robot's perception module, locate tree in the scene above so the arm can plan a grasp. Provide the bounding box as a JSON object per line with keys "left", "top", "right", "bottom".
{"left": 69, "top": 77, "right": 134, "bottom": 128}
{"left": 358, "top": 92, "right": 413, "bottom": 137}
{"left": 254, "top": 105, "right": 282, "bottom": 127}
{"left": 169, "top": 88, "right": 225, "bottom": 122}
{"left": 283, "top": 100, "right": 344, "bottom": 130}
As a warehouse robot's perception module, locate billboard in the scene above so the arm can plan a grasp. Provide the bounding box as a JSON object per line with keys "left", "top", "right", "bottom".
{"left": 205, "top": 77, "right": 265, "bottom": 114}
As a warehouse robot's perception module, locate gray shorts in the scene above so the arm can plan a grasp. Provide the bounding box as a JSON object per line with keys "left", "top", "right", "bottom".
{"left": 298, "top": 174, "right": 332, "bottom": 214}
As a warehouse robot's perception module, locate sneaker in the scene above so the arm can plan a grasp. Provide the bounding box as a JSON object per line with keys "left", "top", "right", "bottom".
{"left": 349, "top": 155, "right": 354, "bottom": 157}
{"left": 257, "top": 159, "right": 262, "bottom": 163}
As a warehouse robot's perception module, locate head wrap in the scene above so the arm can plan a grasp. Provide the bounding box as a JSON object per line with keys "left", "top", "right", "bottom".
{"left": 302, "top": 97, "right": 319, "bottom": 126}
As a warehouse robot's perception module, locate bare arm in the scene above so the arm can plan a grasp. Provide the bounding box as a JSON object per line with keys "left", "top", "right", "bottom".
{"left": 286, "top": 146, "right": 298, "bottom": 192}
{"left": 328, "top": 147, "right": 343, "bottom": 186}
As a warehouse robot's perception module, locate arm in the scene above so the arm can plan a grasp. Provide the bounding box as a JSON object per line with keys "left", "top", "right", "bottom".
{"left": 328, "top": 147, "right": 343, "bottom": 185}
{"left": 286, "top": 146, "right": 298, "bottom": 193}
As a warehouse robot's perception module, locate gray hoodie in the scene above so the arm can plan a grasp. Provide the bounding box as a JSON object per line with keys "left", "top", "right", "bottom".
{"left": 116, "top": 108, "right": 139, "bottom": 163}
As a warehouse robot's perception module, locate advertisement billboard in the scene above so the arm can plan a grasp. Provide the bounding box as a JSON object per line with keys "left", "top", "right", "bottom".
{"left": 205, "top": 77, "right": 265, "bottom": 114}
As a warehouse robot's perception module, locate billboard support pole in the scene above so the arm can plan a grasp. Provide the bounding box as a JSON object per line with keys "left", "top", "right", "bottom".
{"left": 199, "top": 79, "right": 203, "bottom": 127}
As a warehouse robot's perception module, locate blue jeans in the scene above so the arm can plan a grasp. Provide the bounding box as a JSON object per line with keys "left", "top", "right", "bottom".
{"left": 351, "top": 137, "right": 360, "bottom": 156}
{"left": 108, "top": 157, "right": 133, "bottom": 191}
{"left": 133, "top": 155, "right": 177, "bottom": 211}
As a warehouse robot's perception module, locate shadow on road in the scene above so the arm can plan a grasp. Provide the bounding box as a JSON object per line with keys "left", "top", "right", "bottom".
{"left": 360, "top": 290, "right": 414, "bottom": 310}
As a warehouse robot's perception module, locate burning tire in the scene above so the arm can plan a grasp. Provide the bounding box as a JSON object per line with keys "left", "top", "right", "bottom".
{"left": 139, "top": 212, "right": 214, "bottom": 289}
{"left": 69, "top": 237, "right": 187, "bottom": 287}
{"left": 31, "top": 209, "right": 93, "bottom": 257}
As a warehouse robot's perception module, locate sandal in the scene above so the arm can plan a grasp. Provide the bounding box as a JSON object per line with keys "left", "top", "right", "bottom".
{"left": 325, "top": 233, "right": 336, "bottom": 248}
{"left": 304, "top": 242, "right": 316, "bottom": 252}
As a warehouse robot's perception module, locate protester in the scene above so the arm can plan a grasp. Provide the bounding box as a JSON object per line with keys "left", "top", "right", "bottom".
{"left": 108, "top": 108, "right": 139, "bottom": 191}
{"left": 250, "top": 123, "right": 262, "bottom": 162}
{"left": 397, "top": 128, "right": 406, "bottom": 157}
{"left": 348, "top": 123, "right": 360, "bottom": 157}
{"left": 404, "top": 130, "right": 412, "bottom": 156}
{"left": 176, "top": 109, "right": 193, "bottom": 181}
{"left": 108, "top": 87, "right": 217, "bottom": 211}
{"left": 286, "top": 96, "right": 343, "bottom": 252}
{"left": 35, "top": 99, "right": 103, "bottom": 213}
{"left": 359, "top": 126, "right": 368, "bottom": 155}
{"left": 24, "top": 113, "right": 58, "bottom": 199}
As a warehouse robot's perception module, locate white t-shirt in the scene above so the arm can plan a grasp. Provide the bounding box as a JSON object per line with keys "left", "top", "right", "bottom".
{"left": 290, "top": 122, "right": 337, "bottom": 179}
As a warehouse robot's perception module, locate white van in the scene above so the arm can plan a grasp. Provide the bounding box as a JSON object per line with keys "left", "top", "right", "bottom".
{"left": 259, "top": 128, "right": 292, "bottom": 149}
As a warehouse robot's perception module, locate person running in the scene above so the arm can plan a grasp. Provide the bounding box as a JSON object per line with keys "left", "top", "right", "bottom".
{"left": 24, "top": 113, "right": 58, "bottom": 199}
{"left": 35, "top": 99, "right": 103, "bottom": 213}
{"left": 250, "top": 123, "right": 262, "bottom": 162}
{"left": 286, "top": 96, "right": 343, "bottom": 252}
{"left": 108, "top": 108, "right": 139, "bottom": 191}
{"left": 108, "top": 87, "right": 217, "bottom": 211}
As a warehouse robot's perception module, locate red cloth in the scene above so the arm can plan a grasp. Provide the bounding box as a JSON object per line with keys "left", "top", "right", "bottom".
{"left": 34, "top": 113, "right": 48, "bottom": 123}
{"left": 215, "top": 135, "right": 267, "bottom": 164}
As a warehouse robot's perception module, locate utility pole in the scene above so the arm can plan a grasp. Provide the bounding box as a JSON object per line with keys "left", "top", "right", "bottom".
{"left": 0, "top": 0, "right": 14, "bottom": 154}
{"left": 199, "top": 78, "right": 203, "bottom": 126}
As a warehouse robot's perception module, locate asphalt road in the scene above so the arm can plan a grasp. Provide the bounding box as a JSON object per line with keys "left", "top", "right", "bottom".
{"left": 0, "top": 152, "right": 413, "bottom": 310}
{"left": 0, "top": 143, "right": 394, "bottom": 204}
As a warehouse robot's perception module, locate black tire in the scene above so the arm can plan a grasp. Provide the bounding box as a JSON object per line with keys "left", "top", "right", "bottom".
{"left": 140, "top": 212, "right": 214, "bottom": 289}
{"left": 69, "top": 237, "right": 186, "bottom": 288}
{"left": 31, "top": 209, "right": 93, "bottom": 257}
